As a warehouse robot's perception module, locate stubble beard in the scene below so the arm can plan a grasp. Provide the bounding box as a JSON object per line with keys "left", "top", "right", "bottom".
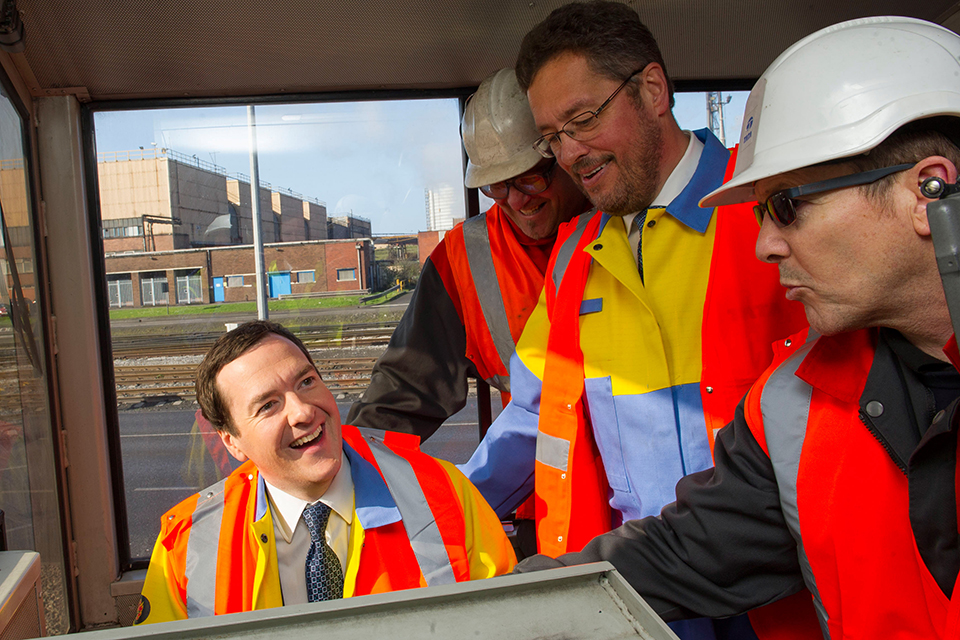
{"left": 587, "top": 109, "right": 664, "bottom": 216}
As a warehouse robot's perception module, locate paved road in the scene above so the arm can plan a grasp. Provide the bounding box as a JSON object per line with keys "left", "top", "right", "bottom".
{"left": 120, "top": 395, "right": 503, "bottom": 559}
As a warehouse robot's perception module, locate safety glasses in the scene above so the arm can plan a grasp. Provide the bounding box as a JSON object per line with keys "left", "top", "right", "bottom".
{"left": 754, "top": 163, "right": 915, "bottom": 227}
{"left": 480, "top": 162, "right": 557, "bottom": 199}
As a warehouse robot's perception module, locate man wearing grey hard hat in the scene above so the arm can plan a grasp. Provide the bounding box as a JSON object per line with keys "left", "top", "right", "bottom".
{"left": 514, "top": 16, "right": 960, "bottom": 638}
{"left": 348, "top": 69, "right": 588, "bottom": 469}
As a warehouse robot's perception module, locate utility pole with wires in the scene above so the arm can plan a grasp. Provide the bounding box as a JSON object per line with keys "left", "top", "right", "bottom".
{"left": 706, "top": 91, "right": 732, "bottom": 146}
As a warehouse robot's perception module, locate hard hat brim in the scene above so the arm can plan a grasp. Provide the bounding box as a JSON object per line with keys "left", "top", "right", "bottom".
{"left": 464, "top": 147, "right": 544, "bottom": 189}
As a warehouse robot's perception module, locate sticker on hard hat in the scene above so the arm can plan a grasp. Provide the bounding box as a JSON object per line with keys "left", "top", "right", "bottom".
{"left": 736, "top": 78, "right": 765, "bottom": 174}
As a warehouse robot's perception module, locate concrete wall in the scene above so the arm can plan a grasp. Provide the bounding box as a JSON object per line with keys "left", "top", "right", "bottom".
{"left": 98, "top": 157, "right": 172, "bottom": 222}
{"left": 98, "top": 156, "right": 328, "bottom": 252}
{"left": 304, "top": 200, "right": 327, "bottom": 240}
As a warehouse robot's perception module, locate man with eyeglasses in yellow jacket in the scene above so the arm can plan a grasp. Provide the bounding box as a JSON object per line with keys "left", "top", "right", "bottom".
{"left": 462, "top": 2, "right": 815, "bottom": 639}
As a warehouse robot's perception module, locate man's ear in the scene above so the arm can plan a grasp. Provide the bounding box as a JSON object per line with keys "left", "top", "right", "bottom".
{"left": 915, "top": 156, "right": 959, "bottom": 236}
{"left": 219, "top": 429, "right": 248, "bottom": 463}
{"left": 640, "top": 63, "right": 670, "bottom": 116}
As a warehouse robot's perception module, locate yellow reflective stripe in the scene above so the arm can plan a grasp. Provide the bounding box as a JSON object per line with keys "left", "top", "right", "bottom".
{"left": 342, "top": 513, "right": 365, "bottom": 598}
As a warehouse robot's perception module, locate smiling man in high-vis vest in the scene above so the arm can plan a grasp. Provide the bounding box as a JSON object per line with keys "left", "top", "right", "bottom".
{"left": 134, "top": 321, "right": 514, "bottom": 625}
{"left": 515, "top": 15, "right": 960, "bottom": 639}
{"left": 462, "top": 2, "right": 815, "bottom": 639}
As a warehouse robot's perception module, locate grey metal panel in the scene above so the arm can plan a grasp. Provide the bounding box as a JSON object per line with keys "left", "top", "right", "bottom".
{"left": 37, "top": 95, "right": 119, "bottom": 627}
{"left": 77, "top": 564, "right": 678, "bottom": 640}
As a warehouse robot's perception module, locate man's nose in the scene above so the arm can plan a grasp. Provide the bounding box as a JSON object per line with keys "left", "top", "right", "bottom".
{"left": 755, "top": 215, "right": 790, "bottom": 264}
{"left": 557, "top": 135, "right": 590, "bottom": 170}
{"left": 507, "top": 186, "right": 534, "bottom": 212}
{"left": 286, "top": 392, "right": 315, "bottom": 425}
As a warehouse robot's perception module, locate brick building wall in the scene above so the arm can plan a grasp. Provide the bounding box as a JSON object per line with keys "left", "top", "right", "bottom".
{"left": 104, "top": 238, "right": 371, "bottom": 307}
{"left": 417, "top": 230, "right": 444, "bottom": 267}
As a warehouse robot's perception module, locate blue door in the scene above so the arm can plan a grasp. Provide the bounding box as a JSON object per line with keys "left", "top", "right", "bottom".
{"left": 213, "top": 277, "right": 224, "bottom": 302}
{"left": 268, "top": 272, "right": 291, "bottom": 298}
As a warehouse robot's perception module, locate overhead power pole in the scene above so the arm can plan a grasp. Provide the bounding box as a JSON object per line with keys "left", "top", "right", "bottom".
{"left": 706, "top": 91, "right": 732, "bottom": 146}
{"left": 247, "top": 105, "right": 268, "bottom": 320}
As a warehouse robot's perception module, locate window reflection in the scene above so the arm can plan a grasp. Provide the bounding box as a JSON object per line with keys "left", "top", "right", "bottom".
{"left": 0, "top": 82, "right": 68, "bottom": 634}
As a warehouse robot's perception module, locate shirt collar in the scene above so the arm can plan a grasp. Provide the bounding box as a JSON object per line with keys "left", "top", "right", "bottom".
{"left": 662, "top": 128, "right": 729, "bottom": 234}
{"left": 261, "top": 455, "right": 356, "bottom": 544}
{"left": 253, "top": 440, "right": 404, "bottom": 533}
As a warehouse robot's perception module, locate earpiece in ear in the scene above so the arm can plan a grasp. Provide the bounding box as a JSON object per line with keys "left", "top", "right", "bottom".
{"left": 921, "top": 176, "right": 946, "bottom": 198}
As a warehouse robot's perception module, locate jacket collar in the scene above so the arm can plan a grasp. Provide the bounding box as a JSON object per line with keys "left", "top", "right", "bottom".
{"left": 796, "top": 328, "right": 919, "bottom": 472}
{"left": 666, "top": 128, "right": 729, "bottom": 234}
{"left": 253, "top": 441, "right": 403, "bottom": 529}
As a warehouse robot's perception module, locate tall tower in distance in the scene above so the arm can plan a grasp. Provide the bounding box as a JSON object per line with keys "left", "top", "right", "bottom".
{"left": 424, "top": 184, "right": 457, "bottom": 231}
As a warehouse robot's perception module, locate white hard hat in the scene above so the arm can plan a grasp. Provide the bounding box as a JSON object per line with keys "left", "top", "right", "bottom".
{"left": 462, "top": 69, "right": 543, "bottom": 189}
{"left": 701, "top": 16, "right": 960, "bottom": 208}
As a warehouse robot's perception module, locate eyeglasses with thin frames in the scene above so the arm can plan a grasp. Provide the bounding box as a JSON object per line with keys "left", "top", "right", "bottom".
{"left": 532, "top": 67, "right": 646, "bottom": 159}
{"left": 754, "top": 163, "right": 915, "bottom": 227}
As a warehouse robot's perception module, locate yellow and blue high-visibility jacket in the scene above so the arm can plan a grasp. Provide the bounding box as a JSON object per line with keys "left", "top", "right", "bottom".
{"left": 463, "top": 129, "right": 807, "bottom": 556}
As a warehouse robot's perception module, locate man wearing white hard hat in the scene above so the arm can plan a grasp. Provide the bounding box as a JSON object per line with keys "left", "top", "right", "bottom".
{"left": 348, "top": 70, "right": 588, "bottom": 452}
{"left": 514, "top": 16, "right": 960, "bottom": 639}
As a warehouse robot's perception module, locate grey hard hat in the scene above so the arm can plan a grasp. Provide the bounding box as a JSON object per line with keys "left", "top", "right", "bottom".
{"left": 462, "top": 69, "right": 544, "bottom": 189}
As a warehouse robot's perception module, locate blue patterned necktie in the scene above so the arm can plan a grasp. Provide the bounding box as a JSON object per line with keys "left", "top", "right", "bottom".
{"left": 634, "top": 209, "right": 648, "bottom": 284}
{"left": 302, "top": 501, "right": 343, "bottom": 602}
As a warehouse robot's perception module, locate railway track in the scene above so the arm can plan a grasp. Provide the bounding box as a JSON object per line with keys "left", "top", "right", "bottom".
{"left": 0, "top": 322, "right": 400, "bottom": 410}
{"left": 114, "top": 356, "right": 381, "bottom": 402}
{"left": 110, "top": 321, "right": 398, "bottom": 358}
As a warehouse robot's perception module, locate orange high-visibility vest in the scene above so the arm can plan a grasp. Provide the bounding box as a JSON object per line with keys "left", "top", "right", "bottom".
{"left": 743, "top": 327, "right": 960, "bottom": 638}
{"left": 142, "top": 426, "right": 480, "bottom": 619}
{"left": 534, "top": 150, "right": 807, "bottom": 557}
{"left": 430, "top": 203, "right": 553, "bottom": 398}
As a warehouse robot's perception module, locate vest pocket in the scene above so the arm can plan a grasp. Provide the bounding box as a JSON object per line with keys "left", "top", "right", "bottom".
{"left": 583, "top": 376, "right": 630, "bottom": 492}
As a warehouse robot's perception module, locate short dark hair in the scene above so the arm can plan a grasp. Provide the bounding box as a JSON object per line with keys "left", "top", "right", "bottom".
{"left": 516, "top": 0, "right": 674, "bottom": 108}
{"left": 843, "top": 118, "right": 960, "bottom": 202}
{"left": 196, "top": 320, "right": 316, "bottom": 436}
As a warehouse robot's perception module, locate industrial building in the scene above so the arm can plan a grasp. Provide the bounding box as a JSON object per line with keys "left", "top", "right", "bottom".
{"left": 97, "top": 149, "right": 375, "bottom": 307}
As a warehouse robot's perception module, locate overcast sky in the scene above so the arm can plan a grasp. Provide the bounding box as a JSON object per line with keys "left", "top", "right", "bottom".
{"left": 93, "top": 91, "right": 747, "bottom": 235}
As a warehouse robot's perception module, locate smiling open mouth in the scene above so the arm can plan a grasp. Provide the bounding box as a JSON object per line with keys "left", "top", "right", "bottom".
{"left": 582, "top": 163, "right": 606, "bottom": 180}
{"left": 290, "top": 425, "right": 323, "bottom": 448}
{"left": 520, "top": 202, "right": 545, "bottom": 217}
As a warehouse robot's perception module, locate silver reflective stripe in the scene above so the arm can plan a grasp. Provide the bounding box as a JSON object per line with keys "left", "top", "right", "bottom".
{"left": 552, "top": 211, "right": 596, "bottom": 291}
{"left": 462, "top": 214, "right": 516, "bottom": 377}
{"left": 759, "top": 333, "right": 831, "bottom": 639}
{"left": 535, "top": 431, "right": 570, "bottom": 472}
{"left": 184, "top": 476, "right": 229, "bottom": 618}
{"left": 367, "top": 439, "right": 456, "bottom": 586}
{"left": 486, "top": 374, "right": 510, "bottom": 394}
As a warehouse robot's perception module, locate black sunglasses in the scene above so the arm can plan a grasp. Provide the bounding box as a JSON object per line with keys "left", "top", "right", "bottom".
{"left": 755, "top": 163, "right": 915, "bottom": 227}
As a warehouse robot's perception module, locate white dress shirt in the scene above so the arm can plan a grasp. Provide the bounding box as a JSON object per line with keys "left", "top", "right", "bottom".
{"left": 623, "top": 131, "right": 705, "bottom": 265}
{"left": 263, "top": 455, "right": 354, "bottom": 605}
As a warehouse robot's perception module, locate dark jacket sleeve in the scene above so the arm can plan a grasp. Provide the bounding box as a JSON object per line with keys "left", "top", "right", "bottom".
{"left": 346, "top": 256, "right": 478, "bottom": 440}
{"left": 515, "top": 401, "right": 806, "bottom": 621}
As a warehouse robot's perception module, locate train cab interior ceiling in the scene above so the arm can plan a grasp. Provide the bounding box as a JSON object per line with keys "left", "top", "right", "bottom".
{"left": 2, "top": 0, "right": 960, "bottom": 636}
{"left": 13, "top": 0, "right": 960, "bottom": 100}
